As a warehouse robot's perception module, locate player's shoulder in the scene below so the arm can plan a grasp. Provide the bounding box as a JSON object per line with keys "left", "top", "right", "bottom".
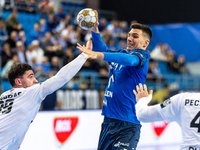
{"left": 129, "top": 48, "right": 150, "bottom": 54}
{"left": 1, "top": 88, "right": 22, "bottom": 94}
{"left": 129, "top": 49, "right": 150, "bottom": 59}
{"left": 0, "top": 84, "right": 41, "bottom": 97}
{"left": 19, "top": 84, "right": 42, "bottom": 96}
{"left": 0, "top": 88, "right": 25, "bottom": 100}
{"left": 173, "top": 92, "right": 200, "bottom": 98}
{"left": 27, "top": 83, "right": 41, "bottom": 89}
{"left": 128, "top": 49, "right": 150, "bottom": 68}
{"left": 170, "top": 92, "right": 200, "bottom": 105}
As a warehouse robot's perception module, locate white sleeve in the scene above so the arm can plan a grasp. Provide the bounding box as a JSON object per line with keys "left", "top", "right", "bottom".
{"left": 39, "top": 53, "right": 87, "bottom": 99}
{"left": 135, "top": 94, "right": 163, "bottom": 122}
{"left": 136, "top": 94, "right": 181, "bottom": 123}
{"left": 158, "top": 94, "right": 181, "bottom": 123}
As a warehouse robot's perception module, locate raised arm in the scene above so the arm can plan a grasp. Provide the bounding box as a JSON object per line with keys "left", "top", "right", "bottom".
{"left": 90, "top": 18, "right": 109, "bottom": 52}
{"left": 134, "top": 84, "right": 181, "bottom": 123}
{"left": 135, "top": 94, "right": 163, "bottom": 122}
{"left": 40, "top": 53, "right": 87, "bottom": 98}
{"left": 134, "top": 84, "right": 163, "bottom": 122}
{"left": 91, "top": 31, "right": 109, "bottom": 52}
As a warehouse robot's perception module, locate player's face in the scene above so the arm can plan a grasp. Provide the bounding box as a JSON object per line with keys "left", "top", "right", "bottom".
{"left": 127, "top": 29, "right": 148, "bottom": 51}
{"left": 20, "top": 70, "right": 38, "bottom": 88}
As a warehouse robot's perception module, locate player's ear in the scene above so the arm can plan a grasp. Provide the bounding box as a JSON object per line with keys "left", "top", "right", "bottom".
{"left": 143, "top": 39, "right": 150, "bottom": 48}
{"left": 15, "top": 78, "right": 22, "bottom": 86}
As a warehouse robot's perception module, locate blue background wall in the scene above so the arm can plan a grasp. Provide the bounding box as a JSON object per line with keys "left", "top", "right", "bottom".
{"left": 148, "top": 23, "right": 200, "bottom": 62}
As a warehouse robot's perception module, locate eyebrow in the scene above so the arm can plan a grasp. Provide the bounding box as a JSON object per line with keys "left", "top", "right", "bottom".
{"left": 132, "top": 33, "right": 139, "bottom": 35}
{"left": 28, "top": 73, "right": 34, "bottom": 77}
{"left": 129, "top": 32, "right": 139, "bottom": 35}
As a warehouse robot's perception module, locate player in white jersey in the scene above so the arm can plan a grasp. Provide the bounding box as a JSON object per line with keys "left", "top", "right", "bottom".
{"left": 0, "top": 52, "right": 88, "bottom": 150}
{"left": 134, "top": 83, "right": 200, "bottom": 150}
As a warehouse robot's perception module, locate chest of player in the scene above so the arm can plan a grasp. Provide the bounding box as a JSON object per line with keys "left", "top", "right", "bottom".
{"left": 108, "top": 63, "right": 136, "bottom": 87}
{"left": 109, "top": 62, "right": 136, "bottom": 77}
{"left": 109, "top": 62, "right": 132, "bottom": 79}
{"left": 110, "top": 62, "right": 123, "bottom": 72}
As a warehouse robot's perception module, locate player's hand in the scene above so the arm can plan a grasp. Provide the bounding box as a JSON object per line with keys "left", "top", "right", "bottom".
{"left": 91, "top": 10, "right": 99, "bottom": 33}
{"left": 77, "top": 43, "right": 104, "bottom": 60}
{"left": 86, "top": 37, "right": 93, "bottom": 50}
{"left": 133, "top": 83, "right": 153, "bottom": 102}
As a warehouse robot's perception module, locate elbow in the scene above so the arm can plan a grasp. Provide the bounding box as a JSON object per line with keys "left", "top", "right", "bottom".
{"left": 131, "top": 62, "right": 139, "bottom": 66}
{"left": 124, "top": 58, "right": 139, "bottom": 66}
{"left": 130, "top": 58, "right": 140, "bottom": 66}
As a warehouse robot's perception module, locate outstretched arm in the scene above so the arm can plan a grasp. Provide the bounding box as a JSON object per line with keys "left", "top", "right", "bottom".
{"left": 77, "top": 43, "right": 140, "bottom": 66}
{"left": 40, "top": 53, "right": 87, "bottom": 98}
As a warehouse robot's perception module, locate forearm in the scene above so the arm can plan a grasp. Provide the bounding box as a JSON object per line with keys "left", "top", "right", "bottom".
{"left": 136, "top": 96, "right": 163, "bottom": 122}
{"left": 103, "top": 52, "right": 140, "bottom": 66}
{"left": 91, "top": 31, "right": 108, "bottom": 52}
{"left": 41, "top": 53, "right": 87, "bottom": 97}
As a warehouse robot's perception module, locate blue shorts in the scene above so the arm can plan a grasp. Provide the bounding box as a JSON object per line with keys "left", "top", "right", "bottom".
{"left": 97, "top": 117, "right": 141, "bottom": 150}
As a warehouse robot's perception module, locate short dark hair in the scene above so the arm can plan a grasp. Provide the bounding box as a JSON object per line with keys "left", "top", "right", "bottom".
{"left": 8, "top": 64, "right": 32, "bottom": 86}
{"left": 130, "top": 23, "right": 152, "bottom": 40}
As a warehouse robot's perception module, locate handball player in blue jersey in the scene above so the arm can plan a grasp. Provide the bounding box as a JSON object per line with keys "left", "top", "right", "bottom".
{"left": 77, "top": 17, "right": 152, "bottom": 150}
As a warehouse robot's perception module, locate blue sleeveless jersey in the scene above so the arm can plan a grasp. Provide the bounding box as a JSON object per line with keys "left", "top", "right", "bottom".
{"left": 102, "top": 49, "right": 150, "bottom": 124}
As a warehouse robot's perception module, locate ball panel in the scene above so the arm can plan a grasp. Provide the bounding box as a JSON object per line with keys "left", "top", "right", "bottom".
{"left": 82, "top": 10, "right": 89, "bottom": 16}
{"left": 81, "top": 21, "right": 87, "bottom": 29}
{"left": 91, "top": 16, "right": 96, "bottom": 23}
{"left": 76, "top": 14, "right": 84, "bottom": 24}
{"left": 89, "top": 10, "right": 95, "bottom": 17}
{"left": 85, "top": 15, "right": 91, "bottom": 22}
{"left": 87, "top": 22, "right": 95, "bottom": 28}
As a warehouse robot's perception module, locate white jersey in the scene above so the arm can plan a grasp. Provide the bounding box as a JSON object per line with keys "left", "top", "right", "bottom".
{"left": 0, "top": 86, "right": 45, "bottom": 150}
{"left": 136, "top": 93, "right": 200, "bottom": 150}
{"left": 0, "top": 53, "right": 87, "bottom": 150}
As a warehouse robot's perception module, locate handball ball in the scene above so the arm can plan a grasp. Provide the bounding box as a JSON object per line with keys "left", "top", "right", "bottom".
{"left": 76, "top": 8, "right": 98, "bottom": 30}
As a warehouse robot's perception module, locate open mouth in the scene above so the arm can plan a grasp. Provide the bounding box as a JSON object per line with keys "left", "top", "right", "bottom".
{"left": 127, "top": 44, "right": 134, "bottom": 47}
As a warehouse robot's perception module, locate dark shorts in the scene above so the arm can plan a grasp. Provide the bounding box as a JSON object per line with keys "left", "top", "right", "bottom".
{"left": 97, "top": 117, "right": 141, "bottom": 150}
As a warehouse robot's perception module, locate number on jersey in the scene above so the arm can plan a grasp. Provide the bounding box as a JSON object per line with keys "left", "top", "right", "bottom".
{"left": 0, "top": 99, "right": 14, "bottom": 114}
{"left": 190, "top": 111, "right": 200, "bottom": 132}
{"left": 108, "top": 75, "right": 114, "bottom": 88}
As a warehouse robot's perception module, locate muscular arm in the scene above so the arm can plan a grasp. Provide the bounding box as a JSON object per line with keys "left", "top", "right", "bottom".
{"left": 103, "top": 52, "right": 140, "bottom": 66}
{"left": 40, "top": 53, "right": 87, "bottom": 98}
{"left": 77, "top": 44, "right": 140, "bottom": 66}
{"left": 135, "top": 95, "right": 163, "bottom": 122}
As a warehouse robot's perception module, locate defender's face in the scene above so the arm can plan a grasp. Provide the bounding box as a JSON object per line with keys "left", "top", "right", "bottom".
{"left": 20, "top": 70, "right": 38, "bottom": 88}
{"left": 127, "top": 29, "right": 147, "bottom": 51}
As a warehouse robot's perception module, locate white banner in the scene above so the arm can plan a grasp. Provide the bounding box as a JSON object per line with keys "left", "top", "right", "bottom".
{"left": 20, "top": 110, "right": 182, "bottom": 150}
{"left": 56, "top": 89, "right": 100, "bottom": 110}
